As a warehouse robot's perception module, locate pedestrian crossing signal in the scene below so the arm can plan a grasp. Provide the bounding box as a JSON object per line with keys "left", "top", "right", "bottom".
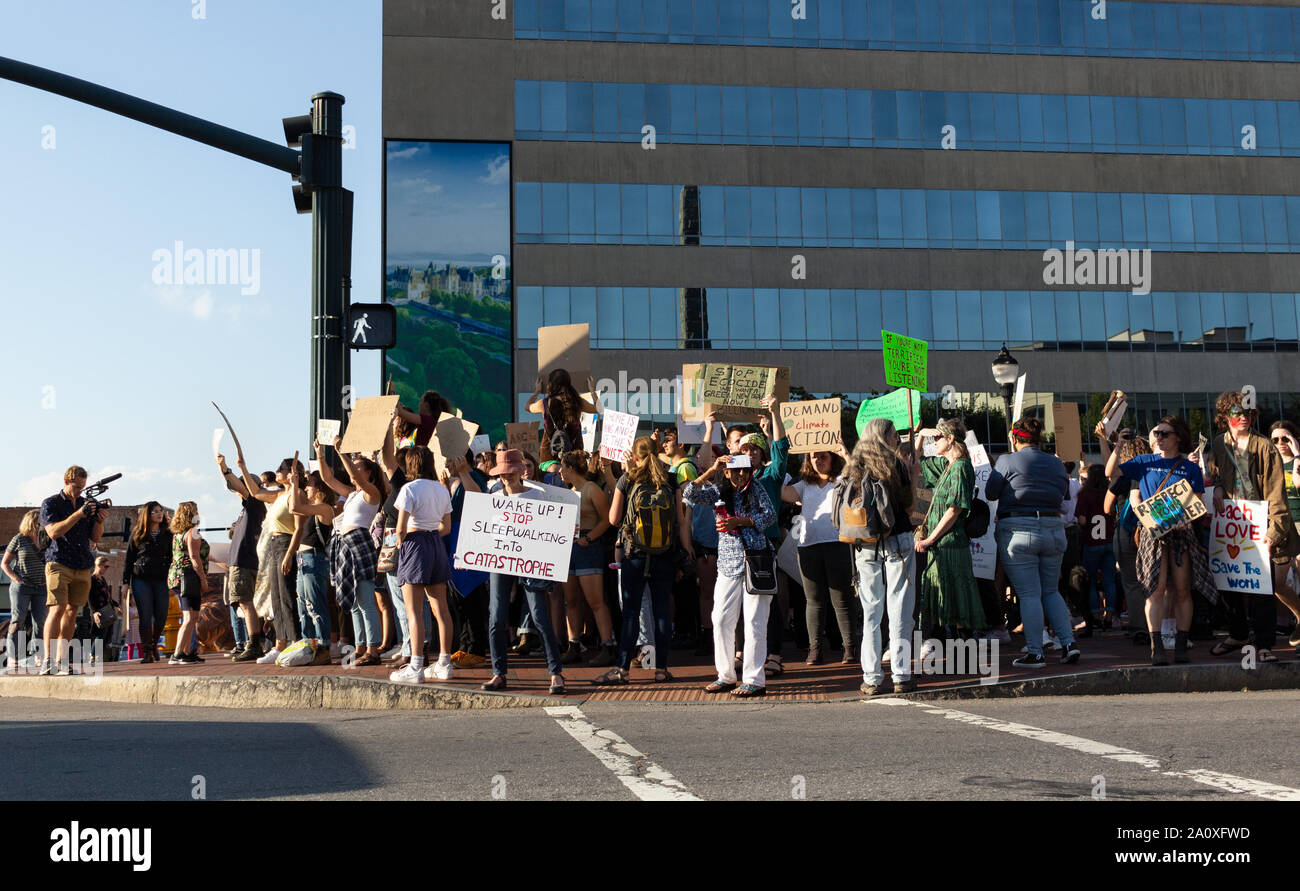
{"left": 348, "top": 303, "right": 395, "bottom": 350}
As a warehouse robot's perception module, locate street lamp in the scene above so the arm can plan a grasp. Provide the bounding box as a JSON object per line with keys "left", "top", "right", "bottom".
{"left": 991, "top": 344, "right": 1019, "bottom": 436}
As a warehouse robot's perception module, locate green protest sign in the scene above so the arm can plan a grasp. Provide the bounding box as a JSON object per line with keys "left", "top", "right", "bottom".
{"left": 855, "top": 389, "right": 921, "bottom": 437}
{"left": 881, "top": 330, "right": 928, "bottom": 391}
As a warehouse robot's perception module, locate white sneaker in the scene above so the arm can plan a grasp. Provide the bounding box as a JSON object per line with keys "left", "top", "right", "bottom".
{"left": 256, "top": 647, "right": 281, "bottom": 665}
{"left": 422, "top": 661, "right": 454, "bottom": 681}
{"left": 919, "top": 640, "right": 939, "bottom": 662}
{"left": 380, "top": 645, "right": 403, "bottom": 660}
{"left": 168, "top": 654, "right": 184, "bottom": 664}
{"left": 390, "top": 664, "right": 423, "bottom": 684}
{"left": 881, "top": 649, "right": 891, "bottom": 663}
{"left": 1044, "top": 631, "right": 1062, "bottom": 651}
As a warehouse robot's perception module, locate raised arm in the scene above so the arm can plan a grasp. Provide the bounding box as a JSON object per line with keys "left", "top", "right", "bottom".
{"left": 316, "top": 439, "right": 354, "bottom": 498}
{"left": 236, "top": 454, "right": 277, "bottom": 504}
{"left": 381, "top": 409, "right": 400, "bottom": 476}
{"left": 762, "top": 394, "right": 786, "bottom": 444}
{"left": 525, "top": 375, "right": 546, "bottom": 415}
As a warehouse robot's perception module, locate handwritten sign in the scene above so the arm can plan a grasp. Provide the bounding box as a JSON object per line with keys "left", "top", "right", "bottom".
{"left": 316, "top": 418, "right": 341, "bottom": 446}
{"left": 1133, "top": 478, "right": 1206, "bottom": 538}
{"left": 1206, "top": 498, "right": 1272, "bottom": 594}
{"left": 580, "top": 391, "right": 600, "bottom": 453}
{"left": 779, "top": 399, "right": 842, "bottom": 454}
{"left": 470, "top": 434, "right": 492, "bottom": 455}
{"left": 339, "top": 395, "right": 400, "bottom": 454}
{"left": 211, "top": 428, "right": 224, "bottom": 460}
{"left": 697, "top": 363, "right": 777, "bottom": 409}
{"left": 682, "top": 363, "right": 790, "bottom": 423}
{"left": 454, "top": 490, "right": 578, "bottom": 582}
{"left": 881, "top": 330, "right": 928, "bottom": 391}
{"left": 505, "top": 421, "right": 539, "bottom": 456}
{"left": 966, "top": 431, "right": 998, "bottom": 580}
{"left": 599, "top": 409, "right": 639, "bottom": 462}
{"left": 1051, "top": 402, "right": 1082, "bottom": 464}
{"left": 855, "top": 389, "right": 921, "bottom": 437}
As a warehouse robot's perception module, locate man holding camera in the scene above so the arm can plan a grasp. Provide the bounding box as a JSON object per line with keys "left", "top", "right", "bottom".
{"left": 39, "top": 466, "right": 105, "bottom": 675}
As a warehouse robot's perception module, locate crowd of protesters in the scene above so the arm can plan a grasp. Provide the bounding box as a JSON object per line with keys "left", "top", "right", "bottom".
{"left": 7, "top": 385, "right": 1300, "bottom": 693}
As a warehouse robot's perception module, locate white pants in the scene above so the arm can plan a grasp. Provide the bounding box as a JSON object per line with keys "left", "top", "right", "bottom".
{"left": 712, "top": 573, "right": 771, "bottom": 687}
{"left": 854, "top": 533, "right": 916, "bottom": 686}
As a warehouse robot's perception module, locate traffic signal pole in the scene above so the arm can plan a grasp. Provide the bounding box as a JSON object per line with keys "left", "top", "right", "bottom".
{"left": 0, "top": 56, "right": 349, "bottom": 453}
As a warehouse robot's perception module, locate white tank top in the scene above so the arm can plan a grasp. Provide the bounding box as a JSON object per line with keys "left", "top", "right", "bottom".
{"left": 340, "top": 489, "right": 378, "bottom": 531}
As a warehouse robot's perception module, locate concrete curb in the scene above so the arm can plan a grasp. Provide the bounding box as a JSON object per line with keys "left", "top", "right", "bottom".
{"left": 0, "top": 674, "right": 569, "bottom": 711}
{"left": 831, "top": 660, "right": 1300, "bottom": 702}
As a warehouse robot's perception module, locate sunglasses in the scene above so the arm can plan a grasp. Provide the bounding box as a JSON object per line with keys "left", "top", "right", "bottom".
{"left": 1272, "top": 436, "right": 1290, "bottom": 443}
{"left": 1151, "top": 430, "right": 1174, "bottom": 439}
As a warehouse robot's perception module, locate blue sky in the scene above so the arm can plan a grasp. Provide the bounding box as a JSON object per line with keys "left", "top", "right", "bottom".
{"left": 0, "top": 0, "right": 381, "bottom": 531}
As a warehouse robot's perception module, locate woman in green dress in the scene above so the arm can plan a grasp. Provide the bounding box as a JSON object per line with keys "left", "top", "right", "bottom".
{"left": 914, "top": 418, "right": 985, "bottom": 636}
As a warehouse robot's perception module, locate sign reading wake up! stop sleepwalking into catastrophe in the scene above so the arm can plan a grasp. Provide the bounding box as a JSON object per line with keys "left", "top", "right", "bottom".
{"left": 881, "top": 330, "right": 928, "bottom": 392}
{"left": 455, "top": 490, "right": 577, "bottom": 583}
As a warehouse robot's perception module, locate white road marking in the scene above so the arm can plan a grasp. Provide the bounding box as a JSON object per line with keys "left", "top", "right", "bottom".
{"left": 545, "top": 706, "right": 702, "bottom": 801}
{"left": 872, "top": 699, "right": 1300, "bottom": 801}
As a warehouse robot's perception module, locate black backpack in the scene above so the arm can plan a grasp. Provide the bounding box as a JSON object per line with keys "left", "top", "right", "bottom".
{"left": 964, "top": 498, "right": 991, "bottom": 539}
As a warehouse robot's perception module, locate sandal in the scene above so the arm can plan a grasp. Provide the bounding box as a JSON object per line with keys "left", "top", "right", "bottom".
{"left": 653, "top": 669, "right": 674, "bottom": 683}
{"left": 591, "top": 668, "right": 628, "bottom": 686}
{"left": 731, "top": 683, "right": 766, "bottom": 697}
{"left": 354, "top": 653, "right": 381, "bottom": 667}
{"left": 1210, "top": 638, "right": 1247, "bottom": 657}
{"left": 1259, "top": 649, "right": 1278, "bottom": 663}
{"left": 549, "top": 679, "right": 568, "bottom": 695}
{"left": 703, "top": 681, "right": 737, "bottom": 693}
{"left": 763, "top": 655, "right": 784, "bottom": 678}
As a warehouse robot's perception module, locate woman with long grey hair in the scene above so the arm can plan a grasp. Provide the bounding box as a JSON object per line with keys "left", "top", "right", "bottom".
{"left": 843, "top": 418, "right": 916, "bottom": 695}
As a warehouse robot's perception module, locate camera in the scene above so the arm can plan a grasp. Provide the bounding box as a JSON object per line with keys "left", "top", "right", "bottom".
{"left": 82, "top": 473, "right": 121, "bottom": 517}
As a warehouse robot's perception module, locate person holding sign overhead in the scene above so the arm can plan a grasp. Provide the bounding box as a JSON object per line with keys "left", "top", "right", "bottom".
{"left": 1205, "top": 392, "right": 1300, "bottom": 662}
{"left": 1268, "top": 420, "right": 1300, "bottom": 647}
{"left": 1113, "top": 416, "right": 1213, "bottom": 665}
{"left": 480, "top": 449, "right": 568, "bottom": 695}
{"left": 526, "top": 369, "right": 599, "bottom": 460}
{"left": 316, "top": 436, "right": 388, "bottom": 667}
{"left": 395, "top": 390, "right": 453, "bottom": 449}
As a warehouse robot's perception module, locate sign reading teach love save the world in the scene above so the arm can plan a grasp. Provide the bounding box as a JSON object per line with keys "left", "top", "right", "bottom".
{"left": 1205, "top": 498, "right": 1272, "bottom": 595}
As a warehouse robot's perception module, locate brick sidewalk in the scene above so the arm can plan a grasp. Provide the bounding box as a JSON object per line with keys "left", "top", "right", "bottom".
{"left": 84, "top": 629, "right": 1297, "bottom": 702}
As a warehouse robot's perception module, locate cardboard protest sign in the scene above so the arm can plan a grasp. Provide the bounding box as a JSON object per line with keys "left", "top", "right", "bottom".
{"left": 505, "top": 421, "right": 539, "bottom": 456}
{"left": 966, "top": 431, "right": 998, "bottom": 580}
{"left": 316, "top": 418, "right": 341, "bottom": 446}
{"left": 855, "top": 389, "right": 921, "bottom": 437}
{"left": 599, "top": 409, "right": 639, "bottom": 462}
{"left": 1133, "top": 478, "right": 1207, "bottom": 538}
{"left": 697, "top": 363, "right": 777, "bottom": 409}
{"left": 683, "top": 363, "right": 791, "bottom": 422}
{"left": 1051, "top": 402, "right": 1082, "bottom": 464}
{"left": 881, "top": 329, "right": 928, "bottom": 391}
{"left": 431, "top": 413, "right": 479, "bottom": 476}
{"left": 338, "top": 395, "right": 400, "bottom": 454}
{"left": 1100, "top": 390, "right": 1128, "bottom": 437}
{"left": 580, "top": 391, "right": 600, "bottom": 453}
{"left": 1012, "top": 374, "right": 1027, "bottom": 423}
{"left": 1206, "top": 498, "right": 1273, "bottom": 595}
{"left": 779, "top": 399, "right": 842, "bottom": 454}
{"left": 454, "top": 489, "right": 578, "bottom": 583}
{"left": 537, "top": 323, "right": 590, "bottom": 384}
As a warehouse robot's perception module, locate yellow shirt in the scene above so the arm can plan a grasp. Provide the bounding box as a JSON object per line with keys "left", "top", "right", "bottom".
{"left": 266, "top": 491, "right": 295, "bottom": 536}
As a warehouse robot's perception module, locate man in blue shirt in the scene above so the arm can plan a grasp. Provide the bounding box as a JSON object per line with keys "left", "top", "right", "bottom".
{"left": 40, "top": 466, "right": 105, "bottom": 675}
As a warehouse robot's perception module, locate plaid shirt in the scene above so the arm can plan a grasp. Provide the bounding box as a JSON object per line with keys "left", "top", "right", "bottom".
{"left": 329, "top": 527, "right": 378, "bottom": 611}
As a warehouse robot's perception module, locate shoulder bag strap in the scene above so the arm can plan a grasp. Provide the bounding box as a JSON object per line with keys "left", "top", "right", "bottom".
{"left": 1152, "top": 457, "right": 1186, "bottom": 496}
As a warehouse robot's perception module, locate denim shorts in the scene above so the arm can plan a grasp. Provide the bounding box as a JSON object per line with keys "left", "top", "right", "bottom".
{"left": 570, "top": 537, "right": 605, "bottom": 577}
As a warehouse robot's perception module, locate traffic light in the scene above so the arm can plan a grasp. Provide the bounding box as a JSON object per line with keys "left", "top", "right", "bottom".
{"left": 347, "top": 303, "right": 396, "bottom": 350}
{"left": 283, "top": 112, "right": 313, "bottom": 214}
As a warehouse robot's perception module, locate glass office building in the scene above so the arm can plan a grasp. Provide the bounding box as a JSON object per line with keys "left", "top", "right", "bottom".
{"left": 384, "top": 0, "right": 1300, "bottom": 444}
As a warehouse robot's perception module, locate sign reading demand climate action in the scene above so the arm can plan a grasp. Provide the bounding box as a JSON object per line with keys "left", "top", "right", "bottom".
{"left": 455, "top": 490, "right": 578, "bottom": 583}
{"left": 780, "top": 399, "right": 842, "bottom": 454}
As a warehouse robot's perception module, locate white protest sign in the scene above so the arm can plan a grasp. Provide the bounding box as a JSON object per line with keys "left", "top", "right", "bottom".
{"left": 454, "top": 489, "right": 578, "bottom": 583}
{"left": 212, "top": 428, "right": 224, "bottom": 460}
{"left": 1012, "top": 374, "right": 1027, "bottom": 423}
{"left": 599, "top": 409, "right": 639, "bottom": 462}
{"left": 316, "top": 418, "right": 341, "bottom": 446}
{"left": 966, "top": 430, "right": 997, "bottom": 580}
{"left": 470, "top": 434, "right": 492, "bottom": 455}
{"left": 580, "top": 391, "right": 600, "bottom": 453}
{"left": 1205, "top": 497, "right": 1272, "bottom": 595}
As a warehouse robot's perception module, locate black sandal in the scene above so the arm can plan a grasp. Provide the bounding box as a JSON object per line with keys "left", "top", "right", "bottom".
{"left": 591, "top": 668, "right": 628, "bottom": 686}
{"left": 1210, "top": 638, "right": 1247, "bottom": 656}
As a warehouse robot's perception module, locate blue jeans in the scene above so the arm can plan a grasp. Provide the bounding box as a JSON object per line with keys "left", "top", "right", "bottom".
{"left": 296, "top": 550, "right": 332, "bottom": 641}
{"left": 131, "top": 577, "right": 170, "bottom": 649}
{"left": 488, "top": 573, "right": 563, "bottom": 677}
{"left": 996, "top": 515, "right": 1075, "bottom": 656}
{"left": 1080, "top": 543, "right": 1117, "bottom": 615}
{"left": 5, "top": 583, "right": 47, "bottom": 663}
{"left": 618, "top": 551, "right": 674, "bottom": 671}
{"left": 350, "top": 578, "right": 381, "bottom": 647}
{"left": 229, "top": 606, "right": 248, "bottom": 648}
{"left": 853, "top": 533, "right": 916, "bottom": 686}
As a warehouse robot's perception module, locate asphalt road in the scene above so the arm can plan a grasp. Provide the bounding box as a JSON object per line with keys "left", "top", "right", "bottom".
{"left": 4, "top": 692, "right": 1298, "bottom": 802}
